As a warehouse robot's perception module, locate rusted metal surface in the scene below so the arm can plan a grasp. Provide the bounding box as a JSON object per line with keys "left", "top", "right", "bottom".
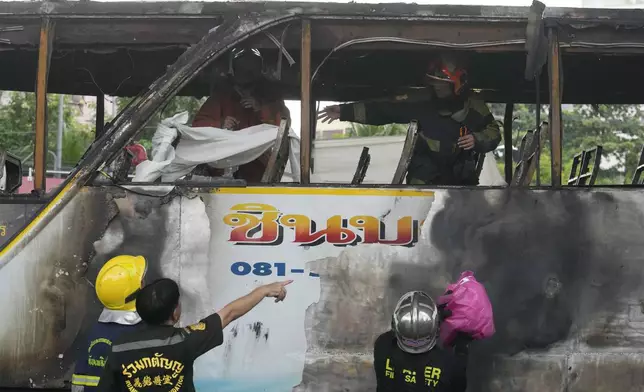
{"left": 549, "top": 28, "right": 563, "bottom": 187}
{"left": 261, "top": 118, "right": 291, "bottom": 184}
{"left": 510, "top": 125, "right": 544, "bottom": 187}
{"left": 524, "top": 1, "right": 547, "bottom": 81}
{"left": 391, "top": 121, "right": 418, "bottom": 185}
{"left": 350, "top": 147, "right": 370, "bottom": 185}
{"left": 0, "top": 2, "right": 644, "bottom": 103}
{"left": 299, "top": 19, "right": 311, "bottom": 185}
{"left": 1, "top": 0, "right": 641, "bottom": 26}
{"left": 567, "top": 146, "right": 603, "bottom": 187}
{"left": 0, "top": 1, "right": 532, "bottom": 20}
{"left": 3, "top": 3, "right": 644, "bottom": 102}
{"left": 34, "top": 17, "right": 54, "bottom": 194}
{"left": 310, "top": 20, "right": 527, "bottom": 52}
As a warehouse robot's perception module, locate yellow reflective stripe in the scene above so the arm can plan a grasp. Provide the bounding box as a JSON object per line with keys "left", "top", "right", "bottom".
{"left": 72, "top": 374, "right": 100, "bottom": 387}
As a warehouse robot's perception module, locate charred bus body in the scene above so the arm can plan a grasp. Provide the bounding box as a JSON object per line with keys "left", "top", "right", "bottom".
{"left": 0, "top": 1, "right": 644, "bottom": 391}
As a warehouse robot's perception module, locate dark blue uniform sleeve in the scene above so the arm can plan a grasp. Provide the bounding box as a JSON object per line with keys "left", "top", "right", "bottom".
{"left": 96, "top": 353, "right": 119, "bottom": 392}
{"left": 182, "top": 313, "right": 225, "bottom": 358}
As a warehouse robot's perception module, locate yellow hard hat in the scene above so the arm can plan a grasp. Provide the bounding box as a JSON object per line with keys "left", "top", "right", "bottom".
{"left": 95, "top": 255, "right": 147, "bottom": 311}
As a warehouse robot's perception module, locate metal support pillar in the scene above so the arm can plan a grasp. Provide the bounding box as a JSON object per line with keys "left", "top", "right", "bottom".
{"left": 299, "top": 19, "right": 312, "bottom": 184}
{"left": 503, "top": 103, "right": 514, "bottom": 184}
{"left": 96, "top": 93, "right": 105, "bottom": 139}
{"left": 535, "top": 76, "right": 541, "bottom": 186}
{"left": 34, "top": 17, "right": 55, "bottom": 193}
{"left": 55, "top": 94, "right": 64, "bottom": 178}
{"left": 548, "top": 28, "right": 563, "bottom": 187}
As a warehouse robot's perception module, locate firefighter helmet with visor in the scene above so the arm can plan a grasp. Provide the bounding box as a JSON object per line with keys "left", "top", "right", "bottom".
{"left": 392, "top": 291, "right": 440, "bottom": 354}
{"left": 425, "top": 53, "right": 468, "bottom": 96}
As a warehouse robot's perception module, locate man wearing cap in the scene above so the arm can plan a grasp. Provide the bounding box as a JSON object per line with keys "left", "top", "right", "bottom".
{"left": 71, "top": 255, "right": 148, "bottom": 392}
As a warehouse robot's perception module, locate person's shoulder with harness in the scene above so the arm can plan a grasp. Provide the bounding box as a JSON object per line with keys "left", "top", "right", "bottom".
{"left": 458, "top": 92, "right": 502, "bottom": 154}
{"left": 71, "top": 255, "right": 147, "bottom": 392}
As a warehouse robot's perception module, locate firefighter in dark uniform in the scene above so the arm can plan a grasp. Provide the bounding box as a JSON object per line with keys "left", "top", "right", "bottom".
{"left": 96, "top": 277, "right": 292, "bottom": 392}
{"left": 318, "top": 53, "right": 501, "bottom": 186}
{"left": 374, "top": 291, "right": 469, "bottom": 392}
{"left": 72, "top": 255, "right": 148, "bottom": 392}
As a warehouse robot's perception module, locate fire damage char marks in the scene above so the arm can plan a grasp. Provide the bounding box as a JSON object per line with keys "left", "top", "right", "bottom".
{"left": 300, "top": 189, "right": 644, "bottom": 392}
{"left": 248, "top": 321, "right": 269, "bottom": 341}
{"left": 303, "top": 252, "right": 396, "bottom": 352}
{"left": 0, "top": 189, "right": 115, "bottom": 387}
{"left": 422, "top": 189, "right": 644, "bottom": 391}
{"left": 223, "top": 322, "right": 269, "bottom": 361}
{"left": 90, "top": 189, "right": 173, "bottom": 283}
{"left": 62, "top": 189, "right": 172, "bottom": 387}
{"left": 295, "top": 351, "right": 376, "bottom": 392}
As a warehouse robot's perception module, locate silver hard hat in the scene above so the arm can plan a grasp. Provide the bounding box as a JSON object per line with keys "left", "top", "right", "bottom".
{"left": 392, "top": 291, "right": 439, "bottom": 354}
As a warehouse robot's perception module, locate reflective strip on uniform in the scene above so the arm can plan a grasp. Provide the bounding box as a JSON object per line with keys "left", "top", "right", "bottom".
{"left": 71, "top": 384, "right": 85, "bottom": 392}
{"left": 112, "top": 334, "right": 185, "bottom": 353}
{"left": 72, "top": 374, "right": 100, "bottom": 387}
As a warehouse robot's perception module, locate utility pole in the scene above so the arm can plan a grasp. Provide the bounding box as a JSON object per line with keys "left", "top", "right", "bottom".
{"left": 55, "top": 94, "right": 64, "bottom": 177}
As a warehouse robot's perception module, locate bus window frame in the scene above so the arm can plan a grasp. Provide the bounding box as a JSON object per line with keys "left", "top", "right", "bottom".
{"left": 303, "top": 26, "right": 564, "bottom": 189}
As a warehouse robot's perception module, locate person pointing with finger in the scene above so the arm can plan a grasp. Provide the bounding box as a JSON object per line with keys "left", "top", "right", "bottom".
{"left": 97, "top": 278, "right": 293, "bottom": 392}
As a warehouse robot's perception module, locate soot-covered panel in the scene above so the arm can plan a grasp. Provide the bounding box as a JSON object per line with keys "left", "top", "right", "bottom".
{"left": 0, "top": 187, "right": 642, "bottom": 391}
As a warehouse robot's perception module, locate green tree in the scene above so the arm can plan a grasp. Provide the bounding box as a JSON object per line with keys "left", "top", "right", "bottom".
{"left": 116, "top": 96, "right": 205, "bottom": 151}
{"left": 562, "top": 105, "right": 644, "bottom": 184}
{"left": 493, "top": 103, "right": 644, "bottom": 185}
{"left": 346, "top": 123, "right": 408, "bottom": 138}
{"left": 0, "top": 92, "right": 93, "bottom": 171}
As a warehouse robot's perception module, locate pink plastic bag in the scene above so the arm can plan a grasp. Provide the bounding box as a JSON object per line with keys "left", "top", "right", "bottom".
{"left": 437, "top": 270, "right": 495, "bottom": 347}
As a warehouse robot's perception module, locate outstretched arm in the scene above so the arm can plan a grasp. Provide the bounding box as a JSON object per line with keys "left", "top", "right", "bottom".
{"left": 319, "top": 101, "right": 424, "bottom": 126}
{"left": 216, "top": 280, "right": 292, "bottom": 328}
{"left": 186, "top": 280, "right": 293, "bottom": 358}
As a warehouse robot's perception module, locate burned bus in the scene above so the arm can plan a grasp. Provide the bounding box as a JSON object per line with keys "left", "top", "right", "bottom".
{"left": 0, "top": 1, "right": 643, "bottom": 391}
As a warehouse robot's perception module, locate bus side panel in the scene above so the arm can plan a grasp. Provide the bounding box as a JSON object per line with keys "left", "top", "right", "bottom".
{"left": 0, "top": 190, "right": 114, "bottom": 387}
{"left": 0, "top": 186, "right": 643, "bottom": 392}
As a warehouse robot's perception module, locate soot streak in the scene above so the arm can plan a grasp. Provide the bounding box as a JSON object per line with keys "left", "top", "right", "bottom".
{"left": 398, "top": 189, "right": 644, "bottom": 391}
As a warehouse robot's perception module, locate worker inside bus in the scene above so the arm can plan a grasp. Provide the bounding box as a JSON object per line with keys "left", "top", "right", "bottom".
{"left": 318, "top": 53, "right": 501, "bottom": 186}
{"left": 190, "top": 47, "right": 291, "bottom": 182}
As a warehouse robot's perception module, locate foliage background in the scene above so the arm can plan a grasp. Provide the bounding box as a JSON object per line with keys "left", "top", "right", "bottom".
{"left": 1, "top": 91, "right": 643, "bottom": 185}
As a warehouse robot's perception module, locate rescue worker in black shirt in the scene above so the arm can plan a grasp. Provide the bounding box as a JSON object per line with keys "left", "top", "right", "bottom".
{"left": 374, "top": 291, "right": 469, "bottom": 392}
{"left": 318, "top": 53, "right": 501, "bottom": 186}
{"left": 72, "top": 255, "right": 148, "bottom": 392}
{"left": 96, "top": 277, "right": 292, "bottom": 392}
